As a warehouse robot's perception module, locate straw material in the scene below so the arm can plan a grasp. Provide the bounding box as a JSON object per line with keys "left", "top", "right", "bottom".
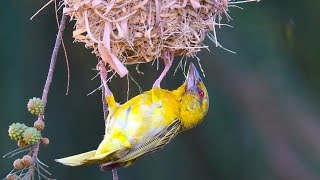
{"left": 63, "top": 0, "right": 232, "bottom": 76}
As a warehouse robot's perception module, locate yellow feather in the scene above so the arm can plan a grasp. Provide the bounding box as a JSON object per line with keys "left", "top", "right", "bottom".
{"left": 106, "top": 94, "right": 117, "bottom": 110}
{"left": 180, "top": 82, "right": 209, "bottom": 129}
{"left": 55, "top": 150, "right": 96, "bottom": 166}
{"left": 56, "top": 65, "right": 209, "bottom": 169}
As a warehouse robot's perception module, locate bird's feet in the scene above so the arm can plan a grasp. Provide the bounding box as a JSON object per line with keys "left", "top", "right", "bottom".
{"left": 152, "top": 50, "right": 174, "bottom": 88}
{"left": 98, "top": 61, "right": 112, "bottom": 97}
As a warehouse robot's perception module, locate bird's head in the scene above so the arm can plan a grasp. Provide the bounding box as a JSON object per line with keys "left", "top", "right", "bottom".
{"left": 175, "top": 63, "right": 209, "bottom": 130}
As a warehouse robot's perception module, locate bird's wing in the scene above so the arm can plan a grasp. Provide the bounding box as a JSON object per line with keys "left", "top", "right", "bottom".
{"left": 114, "top": 119, "right": 181, "bottom": 163}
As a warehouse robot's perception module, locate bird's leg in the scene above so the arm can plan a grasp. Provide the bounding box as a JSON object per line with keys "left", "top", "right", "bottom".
{"left": 152, "top": 50, "right": 174, "bottom": 88}
{"left": 99, "top": 61, "right": 112, "bottom": 97}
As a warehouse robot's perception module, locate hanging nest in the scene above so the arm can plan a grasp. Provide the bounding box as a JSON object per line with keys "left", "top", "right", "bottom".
{"left": 63, "top": 0, "right": 256, "bottom": 77}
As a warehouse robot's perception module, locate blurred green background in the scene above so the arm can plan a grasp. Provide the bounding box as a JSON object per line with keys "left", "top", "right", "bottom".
{"left": 1, "top": 0, "right": 320, "bottom": 179}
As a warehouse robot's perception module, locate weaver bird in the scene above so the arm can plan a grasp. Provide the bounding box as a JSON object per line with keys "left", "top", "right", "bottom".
{"left": 55, "top": 62, "right": 209, "bottom": 171}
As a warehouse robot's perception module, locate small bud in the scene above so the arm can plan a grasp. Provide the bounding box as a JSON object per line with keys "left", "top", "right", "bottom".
{"left": 22, "top": 155, "right": 33, "bottom": 166}
{"left": 17, "top": 140, "right": 27, "bottom": 148}
{"left": 34, "top": 120, "right": 45, "bottom": 131}
{"left": 8, "top": 123, "right": 28, "bottom": 141}
{"left": 27, "top": 97, "right": 44, "bottom": 115}
{"left": 13, "top": 159, "right": 24, "bottom": 169}
{"left": 41, "top": 138, "right": 50, "bottom": 146}
{"left": 6, "top": 174, "right": 17, "bottom": 180}
{"left": 23, "top": 127, "right": 41, "bottom": 145}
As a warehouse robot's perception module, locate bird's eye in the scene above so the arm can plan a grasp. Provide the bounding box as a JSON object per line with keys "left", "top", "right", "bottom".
{"left": 197, "top": 90, "right": 204, "bottom": 99}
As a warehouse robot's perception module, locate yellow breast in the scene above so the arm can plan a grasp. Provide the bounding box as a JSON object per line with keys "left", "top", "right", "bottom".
{"left": 106, "top": 87, "right": 180, "bottom": 146}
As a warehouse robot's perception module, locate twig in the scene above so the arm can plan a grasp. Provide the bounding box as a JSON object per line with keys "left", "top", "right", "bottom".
{"left": 30, "top": 0, "right": 54, "bottom": 20}
{"left": 40, "top": 14, "right": 67, "bottom": 110}
{"left": 100, "top": 63, "right": 119, "bottom": 180}
{"left": 24, "top": 13, "right": 68, "bottom": 180}
{"left": 112, "top": 169, "right": 119, "bottom": 180}
{"left": 101, "top": 85, "right": 109, "bottom": 119}
{"left": 3, "top": 146, "right": 35, "bottom": 158}
{"left": 54, "top": 0, "right": 71, "bottom": 95}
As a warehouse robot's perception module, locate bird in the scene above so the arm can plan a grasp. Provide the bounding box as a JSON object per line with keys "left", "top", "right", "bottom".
{"left": 55, "top": 62, "right": 209, "bottom": 171}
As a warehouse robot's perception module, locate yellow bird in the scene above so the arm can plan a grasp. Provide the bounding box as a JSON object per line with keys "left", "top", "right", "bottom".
{"left": 55, "top": 63, "right": 209, "bottom": 171}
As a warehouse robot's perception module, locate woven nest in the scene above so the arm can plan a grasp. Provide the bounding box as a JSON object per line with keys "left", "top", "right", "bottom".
{"left": 63, "top": 0, "right": 239, "bottom": 77}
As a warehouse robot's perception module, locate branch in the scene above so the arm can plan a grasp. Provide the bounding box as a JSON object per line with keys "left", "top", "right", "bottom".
{"left": 24, "top": 13, "right": 68, "bottom": 180}
{"left": 112, "top": 169, "right": 119, "bottom": 180}
{"left": 40, "top": 14, "right": 67, "bottom": 111}
{"left": 99, "top": 62, "right": 119, "bottom": 180}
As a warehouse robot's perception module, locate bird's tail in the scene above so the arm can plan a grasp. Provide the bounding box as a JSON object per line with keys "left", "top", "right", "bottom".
{"left": 55, "top": 150, "right": 97, "bottom": 166}
{"left": 56, "top": 135, "right": 130, "bottom": 167}
{"left": 55, "top": 143, "right": 124, "bottom": 167}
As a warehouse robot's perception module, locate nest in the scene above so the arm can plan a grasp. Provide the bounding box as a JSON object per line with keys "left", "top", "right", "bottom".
{"left": 63, "top": 0, "right": 237, "bottom": 77}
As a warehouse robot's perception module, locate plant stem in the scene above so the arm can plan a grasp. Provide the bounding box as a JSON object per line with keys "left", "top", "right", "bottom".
{"left": 24, "top": 13, "right": 67, "bottom": 180}
{"left": 40, "top": 14, "right": 67, "bottom": 112}
{"left": 112, "top": 169, "right": 119, "bottom": 180}
{"left": 100, "top": 64, "right": 118, "bottom": 180}
{"left": 101, "top": 84, "right": 109, "bottom": 119}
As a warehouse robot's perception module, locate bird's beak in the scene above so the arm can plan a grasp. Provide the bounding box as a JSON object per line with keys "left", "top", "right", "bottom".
{"left": 186, "top": 63, "right": 202, "bottom": 91}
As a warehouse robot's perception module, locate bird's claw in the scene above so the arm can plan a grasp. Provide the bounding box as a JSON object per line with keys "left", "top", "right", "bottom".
{"left": 152, "top": 50, "right": 174, "bottom": 88}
